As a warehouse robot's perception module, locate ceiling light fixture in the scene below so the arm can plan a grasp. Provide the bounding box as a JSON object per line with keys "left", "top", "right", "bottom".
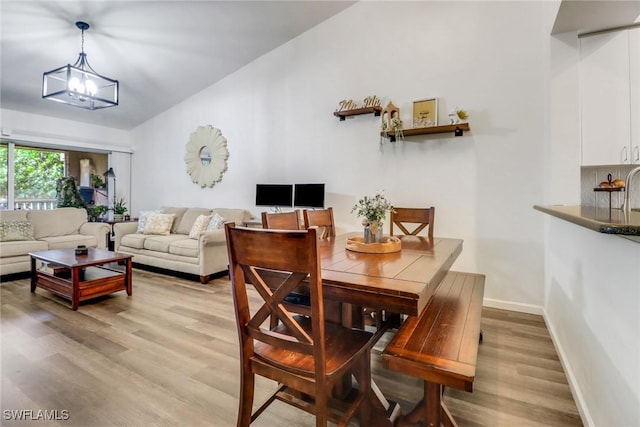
{"left": 42, "top": 21, "right": 119, "bottom": 110}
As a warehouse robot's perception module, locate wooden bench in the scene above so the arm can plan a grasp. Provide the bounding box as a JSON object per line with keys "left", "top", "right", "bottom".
{"left": 381, "top": 271, "right": 485, "bottom": 427}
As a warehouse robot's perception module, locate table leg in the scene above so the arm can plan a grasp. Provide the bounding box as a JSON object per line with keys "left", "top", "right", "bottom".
{"left": 335, "top": 302, "right": 401, "bottom": 426}
{"left": 30, "top": 256, "right": 37, "bottom": 292}
{"left": 125, "top": 258, "right": 132, "bottom": 296}
{"left": 71, "top": 268, "right": 80, "bottom": 311}
{"left": 398, "top": 382, "right": 459, "bottom": 427}
{"left": 424, "top": 381, "right": 441, "bottom": 427}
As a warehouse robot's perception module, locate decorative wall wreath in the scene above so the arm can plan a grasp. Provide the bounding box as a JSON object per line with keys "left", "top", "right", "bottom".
{"left": 184, "top": 125, "right": 229, "bottom": 188}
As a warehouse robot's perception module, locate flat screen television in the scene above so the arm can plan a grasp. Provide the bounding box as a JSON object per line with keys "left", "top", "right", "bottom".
{"left": 255, "top": 184, "right": 293, "bottom": 207}
{"left": 294, "top": 183, "right": 325, "bottom": 208}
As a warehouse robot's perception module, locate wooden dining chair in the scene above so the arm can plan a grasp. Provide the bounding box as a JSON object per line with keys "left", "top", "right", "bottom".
{"left": 389, "top": 207, "right": 435, "bottom": 238}
{"left": 261, "top": 210, "right": 301, "bottom": 230}
{"left": 225, "top": 224, "right": 373, "bottom": 427}
{"left": 303, "top": 207, "right": 336, "bottom": 239}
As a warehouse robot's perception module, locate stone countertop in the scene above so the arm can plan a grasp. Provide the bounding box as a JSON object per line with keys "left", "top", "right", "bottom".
{"left": 534, "top": 205, "right": 640, "bottom": 243}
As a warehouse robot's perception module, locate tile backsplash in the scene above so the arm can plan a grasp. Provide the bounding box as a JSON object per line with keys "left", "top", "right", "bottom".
{"left": 581, "top": 165, "right": 640, "bottom": 209}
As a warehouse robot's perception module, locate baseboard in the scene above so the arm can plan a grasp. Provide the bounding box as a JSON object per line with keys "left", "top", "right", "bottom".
{"left": 131, "top": 262, "right": 228, "bottom": 284}
{"left": 542, "top": 309, "right": 593, "bottom": 427}
{"left": 482, "top": 297, "right": 543, "bottom": 315}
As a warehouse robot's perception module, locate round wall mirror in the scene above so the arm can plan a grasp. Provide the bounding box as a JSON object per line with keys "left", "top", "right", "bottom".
{"left": 199, "top": 146, "right": 212, "bottom": 165}
{"left": 184, "top": 125, "right": 229, "bottom": 188}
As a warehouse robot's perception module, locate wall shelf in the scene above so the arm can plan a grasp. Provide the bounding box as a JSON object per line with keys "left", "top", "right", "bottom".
{"left": 333, "top": 106, "right": 382, "bottom": 121}
{"left": 384, "top": 123, "right": 470, "bottom": 142}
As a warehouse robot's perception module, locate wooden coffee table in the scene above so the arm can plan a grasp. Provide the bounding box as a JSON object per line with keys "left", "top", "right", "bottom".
{"left": 29, "top": 248, "right": 133, "bottom": 310}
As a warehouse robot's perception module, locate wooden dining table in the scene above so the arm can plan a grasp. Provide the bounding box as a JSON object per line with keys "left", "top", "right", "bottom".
{"left": 317, "top": 233, "right": 462, "bottom": 316}
{"left": 315, "top": 233, "right": 464, "bottom": 426}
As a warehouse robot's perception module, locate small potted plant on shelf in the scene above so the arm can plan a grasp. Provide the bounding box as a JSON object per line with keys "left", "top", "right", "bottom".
{"left": 448, "top": 107, "right": 468, "bottom": 124}
{"left": 113, "top": 198, "right": 128, "bottom": 222}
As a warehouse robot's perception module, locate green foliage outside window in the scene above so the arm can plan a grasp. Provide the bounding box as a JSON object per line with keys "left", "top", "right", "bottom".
{"left": 0, "top": 144, "right": 65, "bottom": 203}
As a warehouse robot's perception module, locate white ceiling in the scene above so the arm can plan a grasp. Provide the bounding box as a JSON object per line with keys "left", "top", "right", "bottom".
{"left": 0, "top": 1, "right": 356, "bottom": 130}
{"left": 3, "top": 1, "right": 639, "bottom": 132}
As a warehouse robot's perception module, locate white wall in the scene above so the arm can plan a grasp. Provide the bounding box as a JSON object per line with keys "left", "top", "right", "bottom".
{"left": 131, "top": 1, "right": 550, "bottom": 312}
{"left": 545, "top": 218, "right": 640, "bottom": 427}
{"left": 0, "top": 108, "right": 132, "bottom": 153}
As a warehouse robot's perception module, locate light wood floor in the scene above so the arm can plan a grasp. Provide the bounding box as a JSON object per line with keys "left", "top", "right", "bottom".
{"left": 1, "top": 270, "right": 583, "bottom": 427}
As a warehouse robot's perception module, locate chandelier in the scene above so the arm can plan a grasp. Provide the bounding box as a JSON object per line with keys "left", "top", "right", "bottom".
{"left": 42, "top": 21, "right": 119, "bottom": 110}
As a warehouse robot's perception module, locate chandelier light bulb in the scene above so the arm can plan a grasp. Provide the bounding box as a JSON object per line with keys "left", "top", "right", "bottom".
{"left": 85, "top": 79, "right": 97, "bottom": 96}
{"left": 68, "top": 77, "right": 83, "bottom": 93}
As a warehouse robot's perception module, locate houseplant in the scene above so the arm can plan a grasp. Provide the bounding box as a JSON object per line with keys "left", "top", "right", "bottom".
{"left": 86, "top": 204, "right": 108, "bottom": 222}
{"left": 448, "top": 107, "right": 468, "bottom": 124}
{"left": 351, "top": 190, "right": 394, "bottom": 243}
{"left": 91, "top": 175, "right": 105, "bottom": 188}
{"left": 113, "top": 198, "right": 128, "bottom": 221}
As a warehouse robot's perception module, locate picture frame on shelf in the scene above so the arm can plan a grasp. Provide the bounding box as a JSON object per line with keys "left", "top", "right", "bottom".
{"left": 412, "top": 98, "right": 438, "bottom": 128}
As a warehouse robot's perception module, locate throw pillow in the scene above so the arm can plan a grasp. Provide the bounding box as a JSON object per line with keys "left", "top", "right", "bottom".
{"left": 137, "top": 210, "right": 160, "bottom": 233}
{"left": 206, "top": 213, "right": 227, "bottom": 231}
{"left": 143, "top": 213, "right": 176, "bottom": 235}
{"left": 0, "top": 220, "right": 34, "bottom": 242}
{"left": 189, "top": 214, "right": 212, "bottom": 239}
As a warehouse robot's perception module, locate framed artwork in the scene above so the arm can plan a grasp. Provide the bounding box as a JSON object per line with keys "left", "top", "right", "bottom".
{"left": 184, "top": 125, "right": 229, "bottom": 188}
{"left": 412, "top": 98, "right": 438, "bottom": 128}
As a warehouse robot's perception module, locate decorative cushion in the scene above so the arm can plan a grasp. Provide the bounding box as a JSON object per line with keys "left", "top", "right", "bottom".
{"left": 143, "top": 213, "right": 176, "bottom": 236}
{"left": 160, "top": 207, "right": 188, "bottom": 234}
{"left": 0, "top": 220, "right": 34, "bottom": 242}
{"left": 189, "top": 214, "right": 213, "bottom": 239}
{"left": 206, "top": 213, "right": 227, "bottom": 231}
{"left": 176, "top": 208, "right": 213, "bottom": 235}
{"left": 137, "top": 210, "right": 160, "bottom": 233}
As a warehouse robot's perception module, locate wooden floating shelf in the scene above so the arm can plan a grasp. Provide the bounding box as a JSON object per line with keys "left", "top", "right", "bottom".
{"left": 593, "top": 187, "right": 625, "bottom": 192}
{"left": 333, "top": 106, "right": 382, "bottom": 121}
{"left": 384, "top": 123, "right": 470, "bottom": 142}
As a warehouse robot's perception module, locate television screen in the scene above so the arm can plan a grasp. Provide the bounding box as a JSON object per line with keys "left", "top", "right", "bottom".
{"left": 255, "top": 184, "right": 293, "bottom": 207}
{"left": 294, "top": 184, "right": 325, "bottom": 208}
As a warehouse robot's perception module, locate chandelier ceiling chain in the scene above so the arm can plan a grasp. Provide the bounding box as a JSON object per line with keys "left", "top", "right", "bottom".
{"left": 42, "top": 21, "right": 119, "bottom": 110}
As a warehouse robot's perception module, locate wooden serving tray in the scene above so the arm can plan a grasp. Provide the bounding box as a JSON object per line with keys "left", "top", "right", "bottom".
{"left": 346, "top": 236, "right": 402, "bottom": 253}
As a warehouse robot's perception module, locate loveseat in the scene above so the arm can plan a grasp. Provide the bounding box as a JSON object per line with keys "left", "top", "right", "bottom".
{"left": 0, "top": 207, "right": 111, "bottom": 276}
{"left": 113, "top": 207, "right": 252, "bottom": 283}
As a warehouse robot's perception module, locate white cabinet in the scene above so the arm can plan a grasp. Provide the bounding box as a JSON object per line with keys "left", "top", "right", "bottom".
{"left": 630, "top": 27, "right": 640, "bottom": 165}
{"left": 580, "top": 28, "right": 640, "bottom": 166}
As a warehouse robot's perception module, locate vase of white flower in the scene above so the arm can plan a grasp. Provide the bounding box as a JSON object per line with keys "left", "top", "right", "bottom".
{"left": 352, "top": 190, "right": 393, "bottom": 243}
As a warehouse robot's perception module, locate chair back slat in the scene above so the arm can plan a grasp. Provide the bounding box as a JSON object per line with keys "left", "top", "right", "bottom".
{"left": 261, "top": 210, "right": 301, "bottom": 230}
{"left": 303, "top": 207, "right": 336, "bottom": 239}
{"left": 390, "top": 207, "right": 435, "bottom": 238}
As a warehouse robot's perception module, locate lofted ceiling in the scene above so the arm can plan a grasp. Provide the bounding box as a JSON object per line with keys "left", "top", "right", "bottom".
{"left": 551, "top": 0, "right": 640, "bottom": 35}
{"left": 0, "top": 1, "right": 356, "bottom": 130}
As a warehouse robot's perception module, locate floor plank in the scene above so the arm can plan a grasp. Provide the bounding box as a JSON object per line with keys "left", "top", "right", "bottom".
{"left": 1, "top": 271, "right": 583, "bottom": 426}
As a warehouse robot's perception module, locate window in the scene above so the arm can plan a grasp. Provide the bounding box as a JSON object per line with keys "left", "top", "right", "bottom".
{"left": 1, "top": 141, "right": 66, "bottom": 210}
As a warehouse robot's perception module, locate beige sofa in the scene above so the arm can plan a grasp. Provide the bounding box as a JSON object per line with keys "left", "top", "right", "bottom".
{"left": 0, "top": 207, "right": 111, "bottom": 276}
{"left": 113, "top": 207, "right": 252, "bottom": 283}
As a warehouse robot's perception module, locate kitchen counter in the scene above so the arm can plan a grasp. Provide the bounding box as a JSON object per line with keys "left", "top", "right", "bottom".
{"left": 534, "top": 205, "right": 640, "bottom": 243}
